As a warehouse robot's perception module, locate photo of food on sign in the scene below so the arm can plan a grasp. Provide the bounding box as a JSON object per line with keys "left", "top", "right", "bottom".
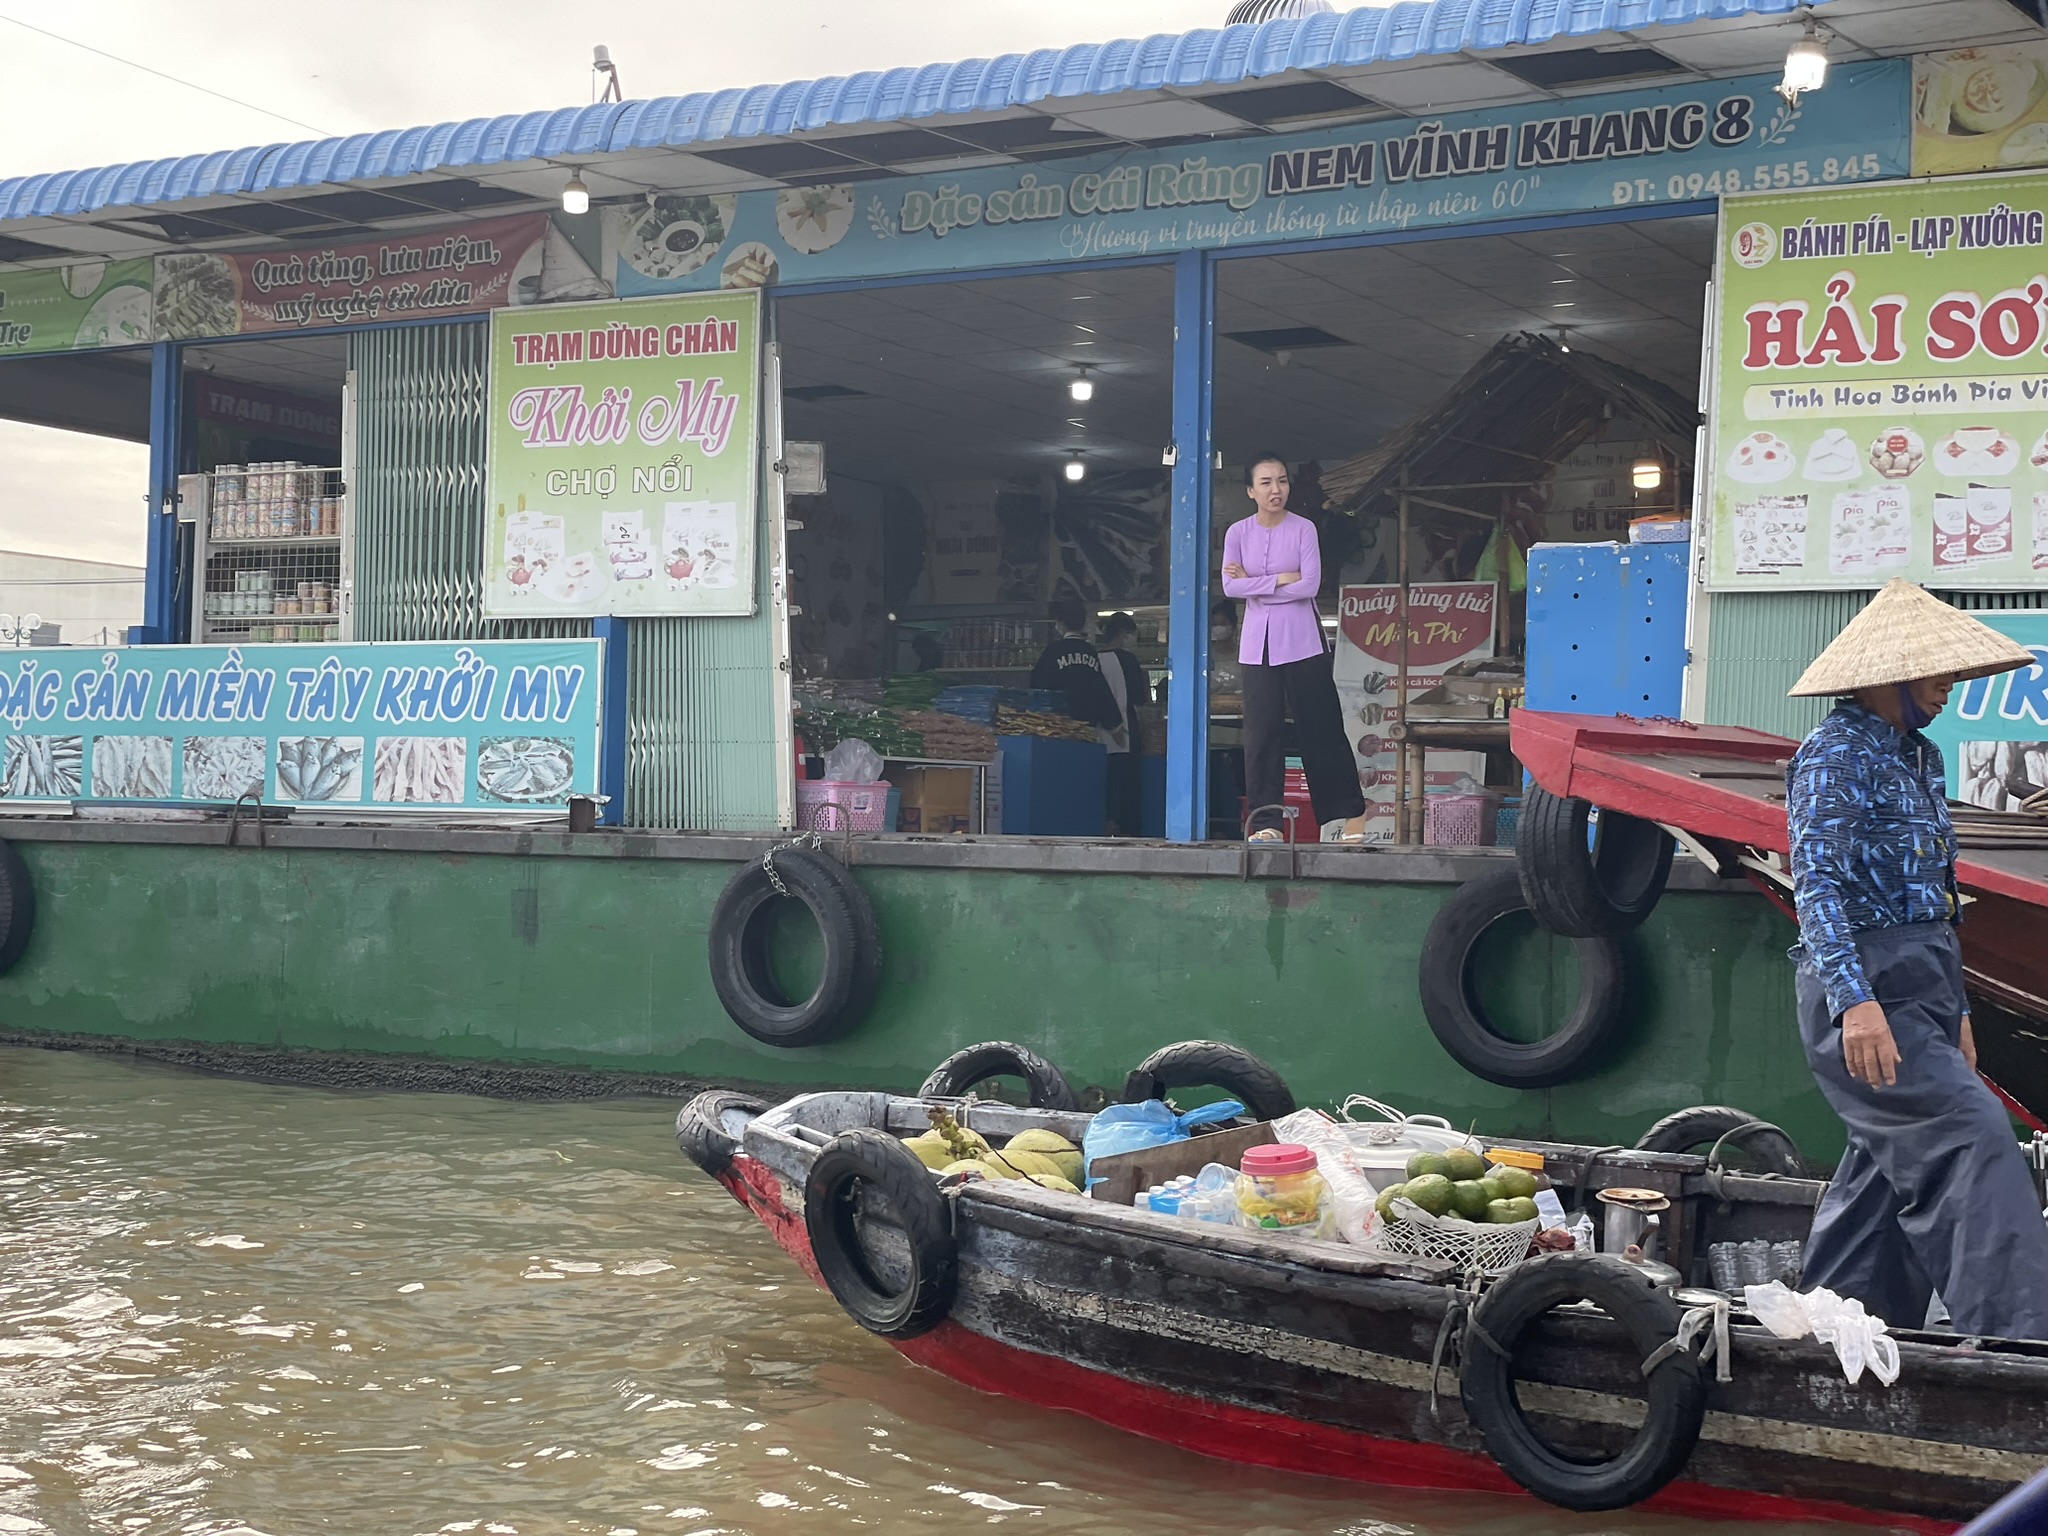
{"left": 1914, "top": 45, "right": 2048, "bottom": 175}
{"left": 1710, "top": 172, "right": 2048, "bottom": 589}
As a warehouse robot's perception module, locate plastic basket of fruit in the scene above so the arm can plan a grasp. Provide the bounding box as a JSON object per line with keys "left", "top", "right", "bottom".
{"left": 1367, "top": 1150, "right": 1547, "bottom": 1275}
{"left": 1370, "top": 1204, "right": 1541, "bottom": 1276}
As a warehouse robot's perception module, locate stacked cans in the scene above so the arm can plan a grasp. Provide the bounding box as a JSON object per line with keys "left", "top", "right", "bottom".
{"left": 208, "top": 463, "right": 341, "bottom": 540}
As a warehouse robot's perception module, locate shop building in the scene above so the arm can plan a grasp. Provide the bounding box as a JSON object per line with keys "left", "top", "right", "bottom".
{"left": 0, "top": 0, "right": 2043, "bottom": 1140}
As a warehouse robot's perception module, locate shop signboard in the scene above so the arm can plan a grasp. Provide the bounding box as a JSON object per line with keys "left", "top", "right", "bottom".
{"left": 481, "top": 291, "right": 762, "bottom": 619}
{"left": 151, "top": 214, "right": 552, "bottom": 340}
{"left": 1708, "top": 170, "right": 2048, "bottom": 590}
{"left": 0, "top": 259, "right": 154, "bottom": 357}
{"left": 1924, "top": 612, "right": 2048, "bottom": 812}
{"left": 1333, "top": 582, "right": 1495, "bottom": 842}
{"left": 0, "top": 637, "right": 601, "bottom": 811}
{"left": 1913, "top": 44, "right": 2048, "bottom": 178}
{"left": 610, "top": 62, "right": 1906, "bottom": 296}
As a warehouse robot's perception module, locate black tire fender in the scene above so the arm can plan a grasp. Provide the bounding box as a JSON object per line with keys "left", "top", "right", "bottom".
{"left": 1516, "top": 784, "right": 1674, "bottom": 938}
{"left": 1419, "top": 868, "right": 1627, "bottom": 1090}
{"left": 0, "top": 840, "right": 35, "bottom": 974}
{"left": 1634, "top": 1105, "right": 1805, "bottom": 1177}
{"left": 1120, "top": 1040, "right": 1296, "bottom": 1122}
{"left": 708, "top": 846, "right": 881, "bottom": 1048}
{"left": 920, "top": 1041, "right": 1079, "bottom": 1110}
{"left": 1460, "top": 1252, "right": 1708, "bottom": 1512}
{"left": 804, "top": 1128, "right": 957, "bottom": 1340}
{"left": 675, "top": 1089, "right": 771, "bottom": 1177}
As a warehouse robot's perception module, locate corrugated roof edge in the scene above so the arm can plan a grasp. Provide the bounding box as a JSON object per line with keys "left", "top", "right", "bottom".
{"left": 0, "top": 0, "right": 1822, "bottom": 223}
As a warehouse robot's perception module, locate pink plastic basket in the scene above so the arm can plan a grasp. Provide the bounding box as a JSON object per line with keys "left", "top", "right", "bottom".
{"left": 796, "top": 780, "right": 890, "bottom": 832}
{"left": 1425, "top": 790, "right": 1502, "bottom": 847}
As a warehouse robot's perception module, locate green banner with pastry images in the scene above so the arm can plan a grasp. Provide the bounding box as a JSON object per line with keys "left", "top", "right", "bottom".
{"left": 0, "top": 260, "right": 154, "bottom": 356}
{"left": 1709, "top": 171, "right": 2048, "bottom": 590}
{"left": 481, "top": 291, "right": 762, "bottom": 619}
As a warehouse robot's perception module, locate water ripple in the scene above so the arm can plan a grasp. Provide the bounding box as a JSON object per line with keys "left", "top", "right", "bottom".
{"left": 0, "top": 1046, "right": 1847, "bottom": 1536}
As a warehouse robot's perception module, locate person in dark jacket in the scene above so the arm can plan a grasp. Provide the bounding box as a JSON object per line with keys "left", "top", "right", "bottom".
{"left": 1098, "top": 611, "right": 1148, "bottom": 836}
{"left": 1785, "top": 578, "right": 2048, "bottom": 1340}
{"left": 1030, "top": 597, "right": 1123, "bottom": 742}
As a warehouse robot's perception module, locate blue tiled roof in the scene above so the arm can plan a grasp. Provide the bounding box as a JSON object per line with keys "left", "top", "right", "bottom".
{"left": 0, "top": 0, "right": 1823, "bottom": 222}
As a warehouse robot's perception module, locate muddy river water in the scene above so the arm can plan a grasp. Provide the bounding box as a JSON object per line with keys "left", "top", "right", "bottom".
{"left": 0, "top": 1046, "right": 1860, "bottom": 1536}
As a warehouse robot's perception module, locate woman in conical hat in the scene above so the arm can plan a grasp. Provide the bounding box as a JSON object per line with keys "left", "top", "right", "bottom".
{"left": 1785, "top": 579, "right": 2048, "bottom": 1339}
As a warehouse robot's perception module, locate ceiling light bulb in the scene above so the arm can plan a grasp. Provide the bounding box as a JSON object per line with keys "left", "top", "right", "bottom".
{"left": 1070, "top": 370, "right": 1094, "bottom": 402}
{"left": 561, "top": 173, "right": 591, "bottom": 215}
{"left": 1632, "top": 457, "right": 1664, "bottom": 491}
{"left": 1778, "top": 14, "right": 1828, "bottom": 104}
{"left": 1064, "top": 456, "right": 1086, "bottom": 483}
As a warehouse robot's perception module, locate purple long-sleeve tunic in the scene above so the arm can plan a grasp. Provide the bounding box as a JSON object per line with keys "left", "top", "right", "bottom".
{"left": 1220, "top": 512, "right": 1323, "bottom": 666}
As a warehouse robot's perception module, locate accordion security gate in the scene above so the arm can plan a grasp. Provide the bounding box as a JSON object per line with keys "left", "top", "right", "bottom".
{"left": 347, "top": 320, "right": 778, "bottom": 829}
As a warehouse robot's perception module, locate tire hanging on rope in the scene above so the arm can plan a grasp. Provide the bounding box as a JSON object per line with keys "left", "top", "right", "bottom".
{"left": 1120, "top": 1040, "right": 1297, "bottom": 1122}
{"left": 1460, "top": 1252, "right": 1709, "bottom": 1511}
{"left": 1516, "top": 784, "right": 1674, "bottom": 938}
{"left": 708, "top": 841, "right": 881, "bottom": 1047}
{"left": 1633, "top": 1105, "right": 1805, "bottom": 1177}
{"left": 920, "top": 1041, "right": 1078, "bottom": 1110}
{"left": 1418, "top": 868, "right": 1627, "bottom": 1089}
{"left": 804, "top": 1128, "right": 958, "bottom": 1340}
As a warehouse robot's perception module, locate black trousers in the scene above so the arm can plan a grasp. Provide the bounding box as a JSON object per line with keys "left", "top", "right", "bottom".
{"left": 1105, "top": 751, "right": 1143, "bottom": 837}
{"left": 1241, "top": 649, "right": 1364, "bottom": 834}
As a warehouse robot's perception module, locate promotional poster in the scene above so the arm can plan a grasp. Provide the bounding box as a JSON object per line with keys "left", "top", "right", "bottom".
{"left": 482, "top": 292, "right": 762, "bottom": 619}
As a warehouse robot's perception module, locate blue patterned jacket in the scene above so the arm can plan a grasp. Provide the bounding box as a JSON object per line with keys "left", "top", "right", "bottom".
{"left": 1786, "top": 700, "right": 1959, "bottom": 1017}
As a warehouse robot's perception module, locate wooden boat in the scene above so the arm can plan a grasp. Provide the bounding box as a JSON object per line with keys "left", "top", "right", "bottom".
{"left": 1512, "top": 709, "right": 2048, "bottom": 1131}
{"left": 677, "top": 1085, "right": 2048, "bottom": 1532}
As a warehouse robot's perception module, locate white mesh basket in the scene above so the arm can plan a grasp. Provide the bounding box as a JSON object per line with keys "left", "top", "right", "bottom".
{"left": 1370, "top": 1209, "right": 1540, "bottom": 1276}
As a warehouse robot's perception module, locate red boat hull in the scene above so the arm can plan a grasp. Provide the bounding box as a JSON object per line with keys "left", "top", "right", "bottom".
{"left": 719, "top": 1154, "right": 1958, "bottom": 1533}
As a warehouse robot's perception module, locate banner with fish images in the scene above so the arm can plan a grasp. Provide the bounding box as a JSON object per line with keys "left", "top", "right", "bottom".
{"left": 0, "top": 639, "right": 600, "bottom": 811}
{"left": 482, "top": 291, "right": 761, "bottom": 618}
{"left": 1709, "top": 171, "right": 2048, "bottom": 589}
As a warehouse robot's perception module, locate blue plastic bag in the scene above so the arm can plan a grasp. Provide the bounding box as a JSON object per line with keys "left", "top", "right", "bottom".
{"left": 1082, "top": 1099, "right": 1245, "bottom": 1188}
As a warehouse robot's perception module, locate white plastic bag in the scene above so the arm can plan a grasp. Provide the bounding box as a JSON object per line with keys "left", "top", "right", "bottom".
{"left": 823, "top": 738, "right": 884, "bottom": 783}
{"left": 1273, "top": 1108, "right": 1379, "bottom": 1245}
{"left": 1743, "top": 1281, "right": 1901, "bottom": 1386}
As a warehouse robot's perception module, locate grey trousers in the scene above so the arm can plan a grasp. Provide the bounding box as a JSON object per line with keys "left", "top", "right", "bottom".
{"left": 1795, "top": 921, "right": 2048, "bottom": 1340}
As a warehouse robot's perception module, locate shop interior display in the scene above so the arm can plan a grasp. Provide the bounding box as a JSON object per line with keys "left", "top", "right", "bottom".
{"left": 781, "top": 227, "right": 1704, "bottom": 840}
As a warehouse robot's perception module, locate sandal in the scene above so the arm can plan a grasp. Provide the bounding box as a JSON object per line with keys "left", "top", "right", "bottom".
{"left": 1247, "top": 828, "right": 1285, "bottom": 844}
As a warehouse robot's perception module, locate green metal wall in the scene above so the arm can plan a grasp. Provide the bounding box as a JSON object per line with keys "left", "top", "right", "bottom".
{"left": 347, "top": 321, "right": 779, "bottom": 829}
{"left": 0, "top": 838, "right": 1839, "bottom": 1158}
{"left": 1703, "top": 588, "right": 2048, "bottom": 737}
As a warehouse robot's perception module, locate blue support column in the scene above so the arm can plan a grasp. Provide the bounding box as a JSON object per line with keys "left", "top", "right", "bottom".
{"left": 139, "top": 342, "right": 182, "bottom": 645}
{"left": 592, "top": 616, "right": 630, "bottom": 826}
{"left": 1164, "top": 250, "right": 1215, "bottom": 843}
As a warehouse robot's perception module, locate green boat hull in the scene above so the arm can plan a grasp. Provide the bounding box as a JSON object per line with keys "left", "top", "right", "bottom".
{"left": 0, "top": 825, "right": 1840, "bottom": 1159}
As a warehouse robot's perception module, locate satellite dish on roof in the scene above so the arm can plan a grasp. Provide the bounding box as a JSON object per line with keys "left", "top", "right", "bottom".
{"left": 1225, "top": 0, "right": 1334, "bottom": 22}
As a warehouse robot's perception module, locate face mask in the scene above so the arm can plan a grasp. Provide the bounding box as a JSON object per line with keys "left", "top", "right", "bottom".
{"left": 1211, "top": 625, "right": 1232, "bottom": 640}
{"left": 1896, "top": 681, "right": 1935, "bottom": 731}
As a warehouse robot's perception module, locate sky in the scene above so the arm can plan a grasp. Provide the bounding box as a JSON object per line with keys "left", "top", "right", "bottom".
{"left": 0, "top": 0, "right": 1237, "bottom": 574}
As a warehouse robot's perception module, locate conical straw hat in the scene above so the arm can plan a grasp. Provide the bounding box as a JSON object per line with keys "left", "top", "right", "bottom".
{"left": 1788, "top": 579, "right": 2036, "bottom": 696}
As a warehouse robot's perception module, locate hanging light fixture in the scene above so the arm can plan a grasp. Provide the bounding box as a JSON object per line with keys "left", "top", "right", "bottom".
{"left": 1552, "top": 325, "right": 1571, "bottom": 354}
{"left": 1070, "top": 368, "right": 1094, "bottom": 403}
{"left": 561, "top": 172, "right": 591, "bottom": 215}
{"left": 1778, "top": 9, "right": 1828, "bottom": 106}
{"left": 1632, "top": 456, "right": 1665, "bottom": 491}
{"left": 1064, "top": 453, "right": 1087, "bottom": 483}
